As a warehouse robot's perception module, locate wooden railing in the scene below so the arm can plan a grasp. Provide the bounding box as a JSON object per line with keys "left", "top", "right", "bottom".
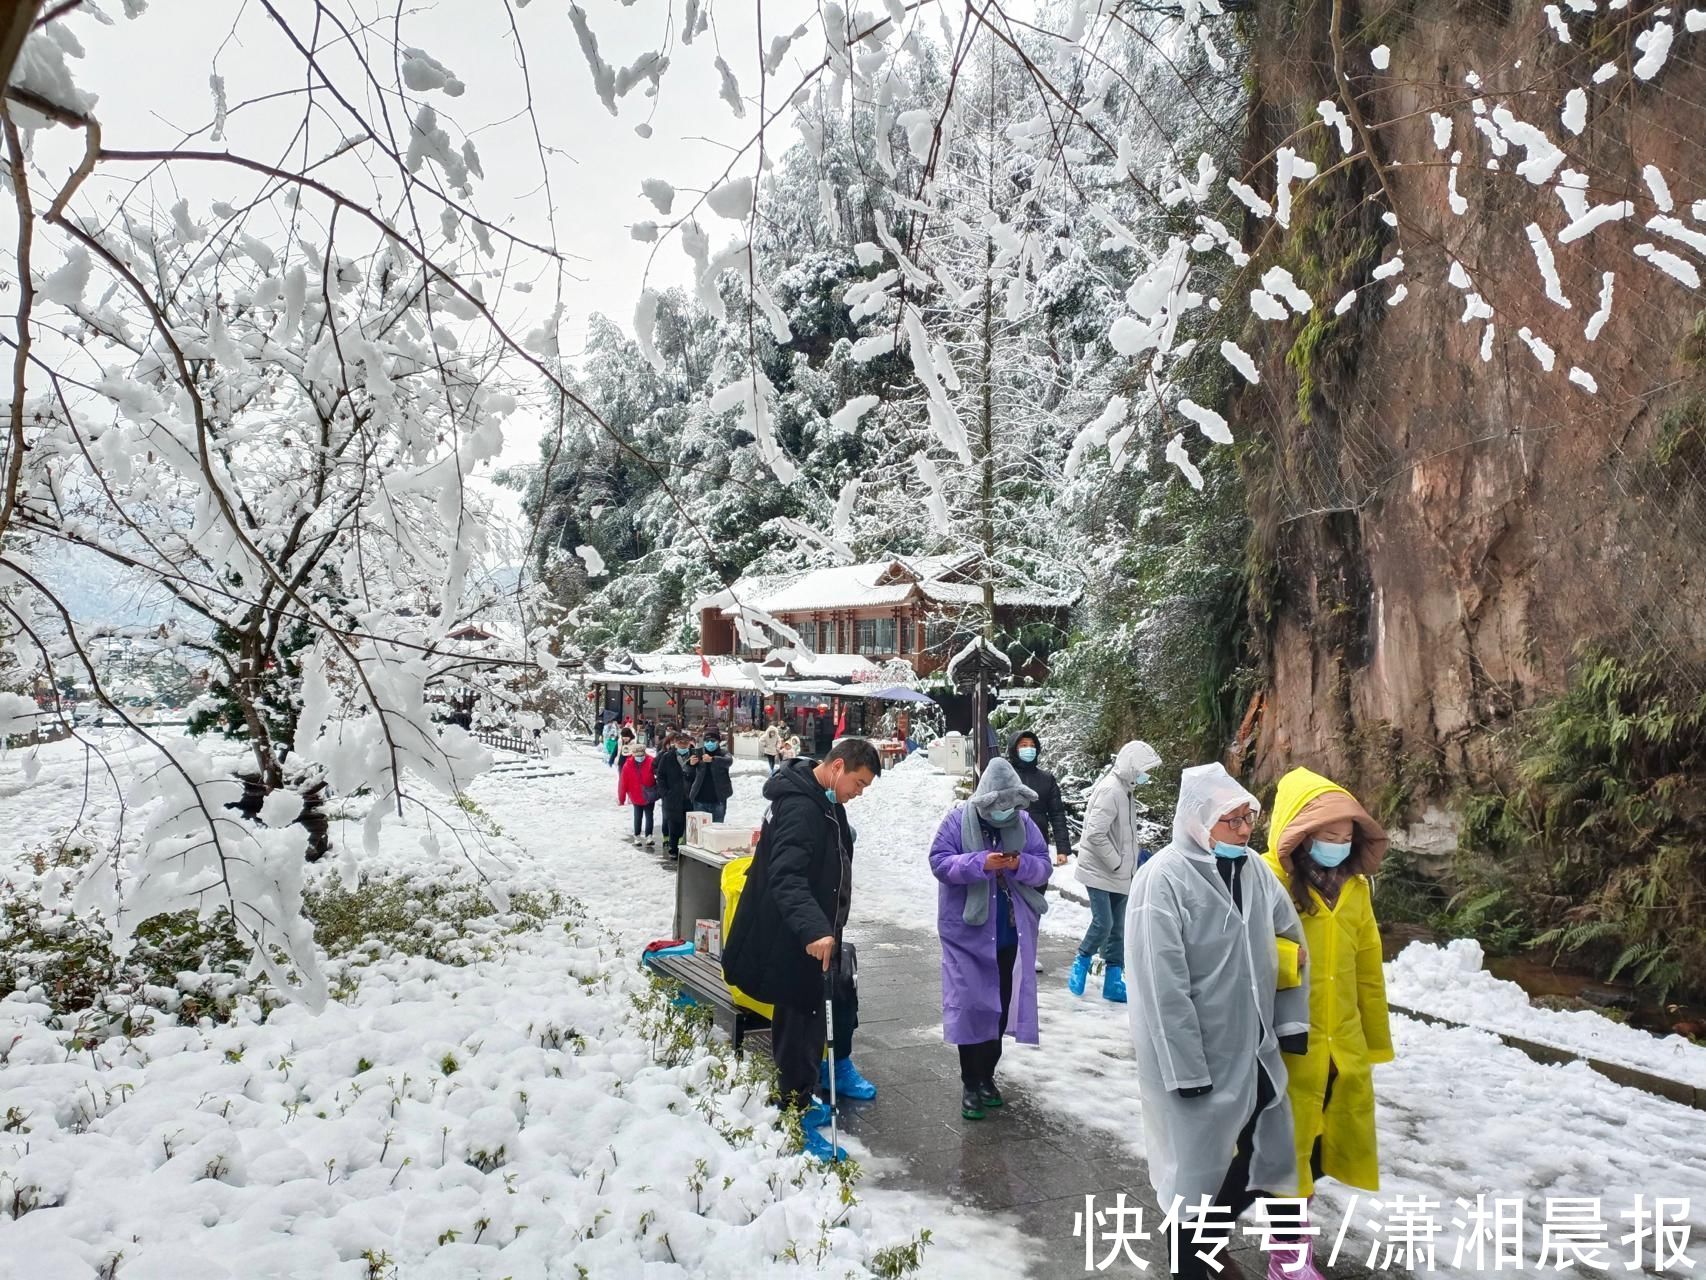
{"left": 474, "top": 728, "right": 542, "bottom": 756}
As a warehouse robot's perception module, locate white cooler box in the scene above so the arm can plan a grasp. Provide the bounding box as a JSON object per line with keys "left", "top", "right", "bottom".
{"left": 699, "top": 823, "right": 761, "bottom": 855}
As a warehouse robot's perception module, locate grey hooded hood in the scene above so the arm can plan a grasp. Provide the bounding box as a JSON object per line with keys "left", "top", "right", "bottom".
{"left": 959, "top": 756, "right": 1049, "bottom": 928}
{"left": 1076, "top": 739, "right": 1162, "bottom": 894}
{"left": 970, "top": 756, "right": 1038, "bottom": 814}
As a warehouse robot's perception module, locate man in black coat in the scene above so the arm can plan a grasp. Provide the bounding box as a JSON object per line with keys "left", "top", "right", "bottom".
{"left": 652, "top": 729, "right": 695, "bottom": 859}
{"left": 1009, "top": 730, "right": 1073, "bottom": 865}
{"left": 689, "top": 727, "right": 735, "bottom": 822}
{"left": 721, "top": 738, "right": 881, "bottom": 1159}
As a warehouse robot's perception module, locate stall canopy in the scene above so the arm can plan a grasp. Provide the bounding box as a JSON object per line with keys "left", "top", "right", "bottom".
{"left": 863, "top": 685, "right": 936, "bottom": 704}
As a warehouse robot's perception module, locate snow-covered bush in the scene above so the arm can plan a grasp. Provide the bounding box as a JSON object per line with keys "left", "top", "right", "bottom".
{"left": 0, "top": 796, "right": 942, "bottom": 1278}
{"left": 0, "top": 833, "right": 255, "bottom": 1034}
{"left": 0, "top": 827, "right": 575, "bottom": 1036}
{"left": 306, "top": 873, "right": 572, "bottom": 967}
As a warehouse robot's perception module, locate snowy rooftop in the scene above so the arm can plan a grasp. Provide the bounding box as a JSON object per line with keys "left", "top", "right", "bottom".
{"left": 588, "top": 650, "right": 899, "bottom": 694}
{"left": 760, "top": 650, "right": 883, "bottom": 681}
{"left": 692, "top": 552, "right": 1076, "bottom": 617}
{"left": 588, "top": 651, "right": 766, "bottom": 691}
{"left": 945, "top": 635, "right": 1014, "bottom": 686}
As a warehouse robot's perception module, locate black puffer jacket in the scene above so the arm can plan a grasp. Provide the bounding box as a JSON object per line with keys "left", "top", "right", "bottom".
{"left": 691, "top": 748, "right": 734, "bottom": 804}
{"left": 653, "top": 748, "right": 693, "bottom": 815}
{"left": 1008, "top": 732, "right": 1072, "bottom": 857}
{"left": 720, "top": 760, "right": 853, "bottom": 1010}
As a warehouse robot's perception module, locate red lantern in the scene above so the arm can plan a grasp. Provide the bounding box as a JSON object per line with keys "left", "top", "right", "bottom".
{"left": 586, "top": 690, "right": 598, "bottom": 700}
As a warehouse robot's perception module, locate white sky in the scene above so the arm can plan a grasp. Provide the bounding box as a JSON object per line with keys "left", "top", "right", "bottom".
{"left": 10, "top": 1, "right": 833, "bottom": 618}
{"left": 49, "top": 0, "right": 816, "bottom": 471}
{"left": 11, "top": 0, "right": 827, "bottom": 570}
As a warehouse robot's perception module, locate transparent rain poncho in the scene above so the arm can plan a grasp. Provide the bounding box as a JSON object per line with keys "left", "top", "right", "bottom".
{"left": 1123, "top": 763, "right": 1312, "bottom": 1207}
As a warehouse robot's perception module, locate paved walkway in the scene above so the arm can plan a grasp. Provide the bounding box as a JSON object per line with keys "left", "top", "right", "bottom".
{"left": 833, "top": 917, "right": 1381, "bottom": 1280}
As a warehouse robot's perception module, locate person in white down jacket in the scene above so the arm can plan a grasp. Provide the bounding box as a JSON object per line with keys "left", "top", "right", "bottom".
{"left": 1069, "top": 739, "right": 1162, "bottom": 1003}
{"left": 1124, "top": 763, "right": 1311, "bottom": 1280}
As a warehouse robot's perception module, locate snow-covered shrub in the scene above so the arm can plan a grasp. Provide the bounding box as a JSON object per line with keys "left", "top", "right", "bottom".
{"left": 0, "top": 827, "right": 576, "bottom": 1034}
{"left": 305, "top": 873, "right": 571, "bottom": 967}
{"left": 0, "top": 836, "right": 254, "bottom": 1032}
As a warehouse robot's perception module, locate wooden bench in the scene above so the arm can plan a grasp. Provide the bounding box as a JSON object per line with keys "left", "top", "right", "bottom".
{"left": 647, "top": 948, "right": 771, "bottom": 1053}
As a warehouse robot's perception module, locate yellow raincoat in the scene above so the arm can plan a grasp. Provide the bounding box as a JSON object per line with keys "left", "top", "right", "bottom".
{"left": 1264, "top": 768, "right": 1393, "bottom": 1198}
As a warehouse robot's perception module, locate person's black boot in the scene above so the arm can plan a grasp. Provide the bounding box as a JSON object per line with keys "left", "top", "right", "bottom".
{"left": 978, "top": 1079, "right": 1004, "bottom": 1108}
{"left": 960, "top": 1085, "right": 986, "bottom": 1120}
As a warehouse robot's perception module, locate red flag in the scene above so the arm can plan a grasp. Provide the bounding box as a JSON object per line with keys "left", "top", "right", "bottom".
{"left": 833, "top": 702, "right": 846, "bottom": 737}
{"left": 697, "top": 645, "right": 710, "bottom": 679}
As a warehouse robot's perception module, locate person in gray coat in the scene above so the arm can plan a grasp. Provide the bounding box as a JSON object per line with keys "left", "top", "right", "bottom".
{"left": 1069, "top": 740, "right": 1161, "bottom": 1002}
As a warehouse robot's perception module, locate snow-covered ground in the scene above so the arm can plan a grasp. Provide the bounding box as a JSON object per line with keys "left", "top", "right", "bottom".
{"left": 1387, "top": 937, "right": 1706, "bottom": 1090}
{"left": 0, "top": 733, "right": 1027, "bottom": 1279}
{"left": 490, "top": 747, "right": 1706, "bottom": 1277}
{"left": 5, "top": 733, "right": 1705, "bottom": 1278}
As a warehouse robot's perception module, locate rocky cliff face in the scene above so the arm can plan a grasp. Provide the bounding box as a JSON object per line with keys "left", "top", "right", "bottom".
{"left": 1233, "top": 0, "right": 1706, "bottom": 843}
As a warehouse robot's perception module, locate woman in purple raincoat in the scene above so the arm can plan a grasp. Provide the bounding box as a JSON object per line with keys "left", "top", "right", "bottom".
{"left": 929, "top": 757, "right": 1052, "bottom": 1120}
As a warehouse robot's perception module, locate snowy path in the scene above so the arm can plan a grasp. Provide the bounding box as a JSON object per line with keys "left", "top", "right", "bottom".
{"left": 4, "top": 730, "right": 1698, "bottom": 1277}
{"left": 477, "top": 747, "right": 1706, "bottom": 1277}
{"left": 0, "top": 733, "right": 1025, "bottom": 1280}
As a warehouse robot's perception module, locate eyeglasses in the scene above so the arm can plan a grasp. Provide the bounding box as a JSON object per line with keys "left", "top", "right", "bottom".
{"left": 1218, "top": 812, "right": 1256, "bottom": 830}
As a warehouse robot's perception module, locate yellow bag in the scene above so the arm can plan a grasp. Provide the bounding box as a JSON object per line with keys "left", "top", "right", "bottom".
{"left": 720, "top": 854, "right": 774, "bottom": 1018}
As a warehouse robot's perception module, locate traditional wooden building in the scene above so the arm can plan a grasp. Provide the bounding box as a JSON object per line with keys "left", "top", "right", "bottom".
{"left": 693, "top": 553, "right": 1074, "bottom": 678}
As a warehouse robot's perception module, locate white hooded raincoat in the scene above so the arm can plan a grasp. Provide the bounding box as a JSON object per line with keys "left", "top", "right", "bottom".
{"left": 1124, "top": 764, "right": 1311, "bottom": 1210}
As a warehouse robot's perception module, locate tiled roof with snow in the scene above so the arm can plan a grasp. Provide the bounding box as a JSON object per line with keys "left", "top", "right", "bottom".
{"left": 924, "top": 582, "right": 1081, "bottom": 609}
{"left": 783, "top": 653, "right": 882, "bottom": 680}
{"left": 692, "top": 552, "right": 1071, "bottom": 617}
{"left": 590, "top": 652, "right": 768, "bottom": 691}
{"left": 588, "top": 651, "right": 888, "bottom": 693}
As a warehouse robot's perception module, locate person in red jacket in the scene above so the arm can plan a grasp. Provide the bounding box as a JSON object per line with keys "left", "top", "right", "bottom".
{"left": 618, "top": 742, "right": 658, "bottom": 846}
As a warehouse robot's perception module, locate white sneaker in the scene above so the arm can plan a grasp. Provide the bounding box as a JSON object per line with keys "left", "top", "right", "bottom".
{"left": 1034, "top": 958, "right": 1044, "bottom": 973}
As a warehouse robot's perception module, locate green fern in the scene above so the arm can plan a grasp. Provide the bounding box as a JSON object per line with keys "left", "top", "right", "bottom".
{"left": 1459, "top": 644, "right": 1706, "bottom": 1003}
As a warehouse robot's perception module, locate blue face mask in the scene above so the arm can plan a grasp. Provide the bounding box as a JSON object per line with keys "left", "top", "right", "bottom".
{"left": 1310, "top": 839, "right": 1353, "bottom": 868}
{"left": 985, "top": 807, "right": 1016, "bottom": 825}
{"left": 675, "top": 747, "right": 690, "bottom": 757}
{"left": 823, "top": 787, "right": 838, "bottom": 806}
{"left": 702, "top": 740, "right": 718, "bottom": 752}
{"left": 1212, "top": 841, "right": 1247, "bottom": 860}
{"left": 1133, "top": 773, "right": 1150, "bottom": 786}
{"left": 1017, "top": 747, "right": 1038, "bottom": 764}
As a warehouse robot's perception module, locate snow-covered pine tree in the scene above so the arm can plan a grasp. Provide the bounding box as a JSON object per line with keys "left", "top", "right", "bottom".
{"left": 846, "top": 37, "right": 1086, "bottom": 670}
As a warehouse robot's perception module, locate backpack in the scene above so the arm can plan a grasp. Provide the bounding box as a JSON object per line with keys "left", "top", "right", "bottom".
{"left": 719, "top": 854, "right": 774, "bottom": 1018}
